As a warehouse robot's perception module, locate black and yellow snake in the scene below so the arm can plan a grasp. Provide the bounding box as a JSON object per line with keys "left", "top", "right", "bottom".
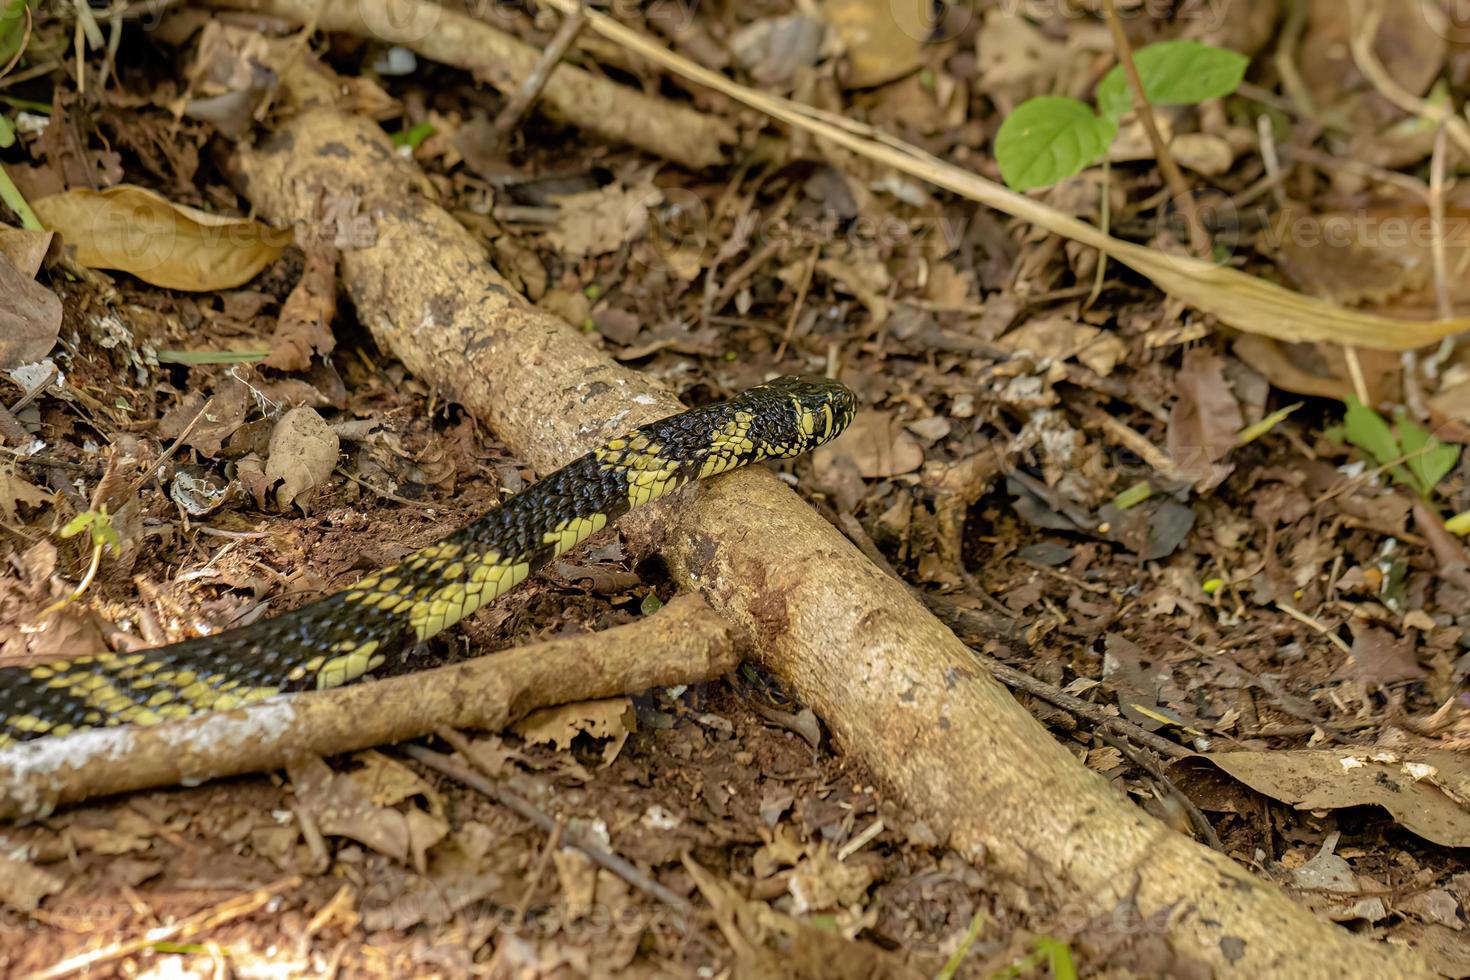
{"left": 0, "top": 377, "right": 855, "bottom": 746}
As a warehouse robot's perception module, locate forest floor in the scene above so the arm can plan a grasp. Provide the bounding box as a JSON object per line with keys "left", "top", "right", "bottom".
{"left": 0, "top": 0, "right": 1467, "bottom": 977}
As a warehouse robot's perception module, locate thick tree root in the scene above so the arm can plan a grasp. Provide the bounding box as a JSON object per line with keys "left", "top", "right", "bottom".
{"left": 224, "top": 100, "right": 1432, "bottom": 977}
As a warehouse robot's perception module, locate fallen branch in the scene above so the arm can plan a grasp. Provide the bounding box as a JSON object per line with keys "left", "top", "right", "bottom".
{"left": 198, "top": 0, "right": 731, "bottom": 170}
{"left": 226, "top": 97, "right": 1431, "bottom": 976}
{"left": 0, "top": 595, "right": 734, "bottom": 820}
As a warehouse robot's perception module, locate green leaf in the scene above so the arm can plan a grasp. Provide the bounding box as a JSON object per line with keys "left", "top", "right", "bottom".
{"left": 1342, "top": 399, "right": 1401, "bottom": 468}
{"left": 1096, "top": 40, "right": 1249, "bottom": 119}
{"left": 996, "top": 97, "right": 1117, "bottom": 191}
{"left": 156, "top": 347, "right": 270, "bottom": 364}
{"left": 0, "top": 1, "right": 29, "bottom": 67}
{"left": 1398, "top": 417, "right": 1460, "bottom": 498}
{"left": 1237, "top": 402, "right": 1303, "bottom": 447}
{"left": 1342, "top": 398, "right": 1420, "bottom": 492}
{"left": 59, "top": 511, "right": 95, "bottom": 539}
{"left": 640, "top": 592, "right": 663, "bottom": 616}
{"left": 391, "top": 120, "right": 435, "bottom": 150}
{"left": 0, "top": 115, "right": 13, "bottom": 150}
{"left": 1111, "top": 481, "right": 1152, "bottom": 510}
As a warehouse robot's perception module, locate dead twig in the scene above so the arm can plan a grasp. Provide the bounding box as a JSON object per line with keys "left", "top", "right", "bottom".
{"left": 1096, "top": 729, "right": 1223, "bottom": 852}
{"left": 972, "top": 648, "right": 1194, "bottom": 762}
{"left": 488, "top": 7, "right": 586, "bottom": 144}
{"left": 1100, "top": 0, "right": 1210, "bottom": 257}
{"left": 407, "top": 738, "right": 692, "bottom": 915}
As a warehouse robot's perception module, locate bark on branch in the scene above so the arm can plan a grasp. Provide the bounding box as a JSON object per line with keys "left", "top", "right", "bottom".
{"left": 0, "top": 595, "right": 734, "bottom": 820}
{"left": 224, "top": 99, "right": 1431, "bottom": 978}
{"left": 199, "top": 0, "right": 731, "bottom": 170}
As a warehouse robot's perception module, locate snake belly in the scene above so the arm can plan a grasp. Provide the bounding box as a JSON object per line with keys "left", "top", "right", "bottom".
{"left": 0, "top": 377, "right": 855, "bottom": 746}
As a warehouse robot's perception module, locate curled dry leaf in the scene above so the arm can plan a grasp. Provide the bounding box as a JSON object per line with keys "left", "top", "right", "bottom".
{"left": 266, "top": 406, "right": 339, "bottom": 512}
{"left": 0, "top": 248, "right": 62, "bottom": 370}
{"left": 512, "top": 696, "right": 635, "bottom": 767}
{"left": 1167, "top": 348, "right": 1243, "bottom": 492}
{"left": 32, "top": 184, "right": 289, "bottom": 291}
{"left": 547, "top": 182, "right": 659, "bottom": 259}
{"left": 1197, "top": 749, "right": 1470, "bottom": 847}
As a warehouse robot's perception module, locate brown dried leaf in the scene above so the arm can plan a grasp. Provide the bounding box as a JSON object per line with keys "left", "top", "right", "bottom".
{"left": 1167, "top": 349, "right": 1243, "bottom": 491}
{"left": 33, "top": 184, "right": 289, "bottom": 291}
{"left": 288, "top": 755, "right": 409, "bottom": 863}
{"left": 814, "top": 410, "right": 922, "bottom": 479}
{"left": 349, "top": 749, "right": 441, "bottom": 811}
{"left": 1268, "top": 204, "right": 1470, "bottom": 314}
{"left": 1343, "top": 623, "right": 1426, "bottom": 684}
{"left": 0, "top": 227, "right": 53, "bottom": 278}
{"left": 159, "top": 378, "right": 251, "bottom": 458}
{"left": 266, "top": 406, "right": 339, "bottom": 512}
{"left": 265, "top": 245, "right": 338, "bottom": 371}
{"left": 823, "top": 0, "right": 931, "bottom": 88}
{"left": 1201, "top": 749, "right": 1470, "bottom": 847}
{"left": 547, "top": 182, "right": 658, "bottom": 259}
{"left": 0, "top": 465, "right": 51, "bottom": 522}
{"left": 0, "top": 250, "right": 62, "bottom": 370}
{"left": 513, "top": 697, "right": 635, "bottom": 767}
{"left": 0, "top": 852, "right": 63, "bottom": 913}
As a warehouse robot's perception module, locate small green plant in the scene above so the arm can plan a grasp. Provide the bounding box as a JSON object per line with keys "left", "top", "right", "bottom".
{"left": 990, "top": 936, "right": 1078, "bottom": 980}
{"left": 995, "top": 40, "right": 1249, "bottom": 191}
{"left": 1342, "top": 398, "right": 1460, "bottom": 500}
{"left": 44, "top": 507, "right": 119, "bottom": 614}
{"left": 391, "top": 119, "right": 436, "bottom": 150}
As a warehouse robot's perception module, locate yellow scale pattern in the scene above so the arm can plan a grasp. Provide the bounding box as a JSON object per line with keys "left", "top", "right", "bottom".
{"left": 12, "top": 653, "right": 283, "bottom": 739}
{"left": 0, "top": 376, "right": 858, "bottom": 747}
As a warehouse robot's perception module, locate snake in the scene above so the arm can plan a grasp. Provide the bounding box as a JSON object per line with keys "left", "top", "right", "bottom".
{"left": 0, "top": 376, "right": 856, "bottom": 747}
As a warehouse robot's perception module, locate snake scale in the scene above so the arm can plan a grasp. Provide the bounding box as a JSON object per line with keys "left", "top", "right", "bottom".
{"left": 0, "top": 377, "right": 856, "bottom": 747}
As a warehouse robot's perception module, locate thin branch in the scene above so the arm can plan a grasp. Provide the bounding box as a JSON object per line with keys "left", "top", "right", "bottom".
{"left": 406, "top": 739, "right": 692, "bottom": 914}
{"left": 0, "top": 594, "right": 735, "bottom": 818}
{"left": 488, "top": 6, "right": 586, "bottom": 143}
{"left": 1100, "top": 0, "right": 1210, "bottom": 257}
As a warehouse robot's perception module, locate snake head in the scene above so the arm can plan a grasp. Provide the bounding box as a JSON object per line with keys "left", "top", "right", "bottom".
{"left": 744, "top": 375, "right": 857, "bottom": 457}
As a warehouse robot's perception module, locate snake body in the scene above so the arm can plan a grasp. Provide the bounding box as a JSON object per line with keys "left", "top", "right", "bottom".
{"left": 0, "top": 377, "right": 855, "bottom": 746}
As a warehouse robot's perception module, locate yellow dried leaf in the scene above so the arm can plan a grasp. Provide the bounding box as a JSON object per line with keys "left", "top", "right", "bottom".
{"left": 33, "top": 185, "right": 290, "bottom": 291}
